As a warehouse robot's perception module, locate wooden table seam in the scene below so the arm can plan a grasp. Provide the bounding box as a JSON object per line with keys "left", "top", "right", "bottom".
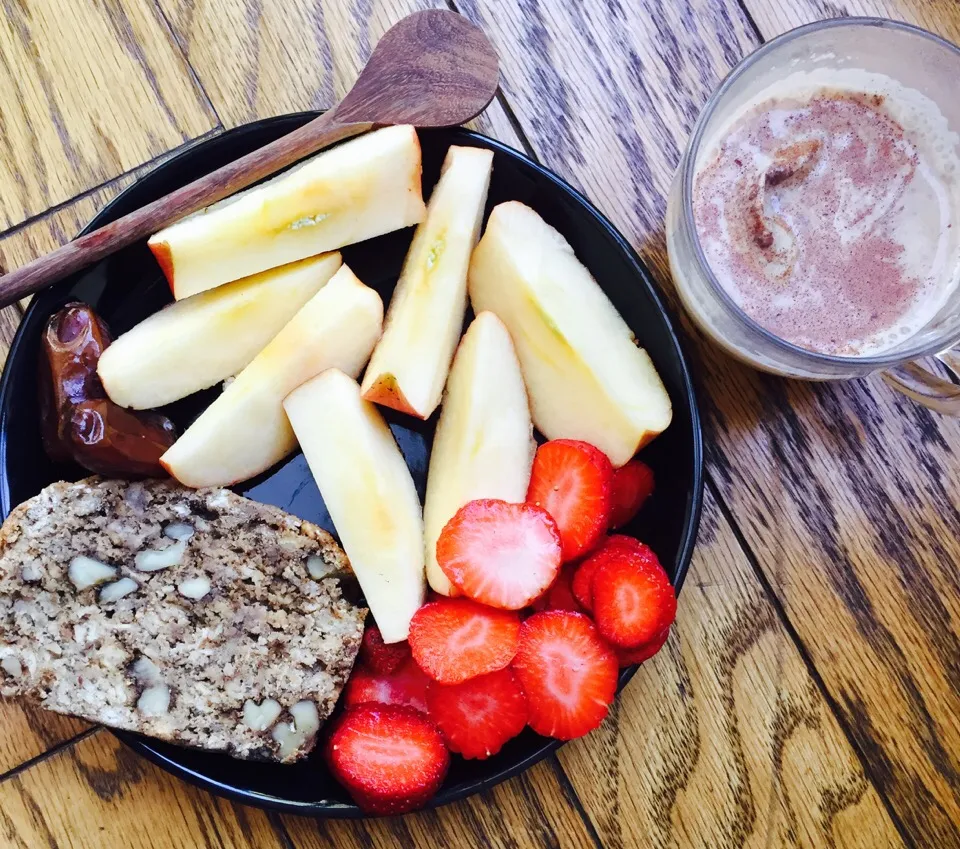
{"left": 0, "top": 725, "right": 97, "bottom": 787}
{"left": 547, "top": 755, "right": 608, "bottom": 849}
{"left": 734, "top": 0, "right": 765, "bottom": 41}
{"left": 0, "top": 127, "right": 225, "bottom": 248}
{"left": 267, "top": 811, "right": 298, "bottom": 849}
{"left": 150, "top": 0, "right": 226, "bottom": 128}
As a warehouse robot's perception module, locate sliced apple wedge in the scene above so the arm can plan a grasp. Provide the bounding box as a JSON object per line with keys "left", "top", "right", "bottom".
{"left": 149, "top": 125, "right": 426, "bottom": 300}
{"left": 361, "top": 145, "right": 493, "bottom": 419}
{"left": 284, "top": 369, "right": 426, "bottom": 643}
{"left": 161, "top": 265, "right": 383, "bottom": 488}
{"left": 423, "top": 312, "right": 535, "bottom": 595}
{"left": 468, "top": 201, "right": 672, "bottom": 467}
{"left": 98, "top": 253, "right": 342, "bottom": 410}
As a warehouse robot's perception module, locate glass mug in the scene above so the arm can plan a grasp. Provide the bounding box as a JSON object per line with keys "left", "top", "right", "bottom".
{"left": 666, "top": 18, "right": 960, "bottom": 413}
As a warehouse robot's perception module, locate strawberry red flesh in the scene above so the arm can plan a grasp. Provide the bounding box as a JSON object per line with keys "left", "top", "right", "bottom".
{"left": 512, "top": 610, "right": 618, "bottom": 740}
{"left": 532, "top": 565, "right": 584, "bottom": 613}
{"left": 615, "top": 625, "right": 671, "bottom": 667}
{"left": 591, "top": 548, "right": 676, "bottom": 647}
{"left": 526, "top": 439, "right": 613, "bottom": 561}
{"left": 572, "top": 535, "right": 647, "bottom": 610}
{"left": 342, "top": 657, "right": 430, "bottom": 714}
{"left": 608, "top": 461, "right": 655, "bottom": 528}
{"left": 572, "top": 557, "right": 601, "bottom": 611}
{"left": 426, "top": 668, "right": 528, "bottom": 759}
{"left": 437, "top": 499, "right": 562, "bottom": 610}
{"left": 409, "top": 598, "right": 521, "bottom": 684}
{"left": 326, "top": 704, "right": 449, "bottom": 815}
{"left": 359, "top": 623, "right": 410, "bottom": 675}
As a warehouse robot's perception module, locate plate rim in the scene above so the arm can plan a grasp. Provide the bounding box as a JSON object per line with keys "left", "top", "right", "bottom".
{"left": 0, "top": 113, "right": 704, "bottom": 818}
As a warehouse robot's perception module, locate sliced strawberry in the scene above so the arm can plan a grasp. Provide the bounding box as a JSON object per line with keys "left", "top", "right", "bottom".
{"left": 437, "top": 499, "right": 562, "bottom": 610}
{"left": 327, "top": 704, "right": 449, "bottom": 815}
{"left": 592, "top": 548, "right": 676, "bottom": 648}
{"left": 597, "top": 534, "right": 651, "bottom": 557}
{"left": 512, "top": 611, "right": 618, "bottom": 740}
{"left": 532, "top": 565, "right": 583, "bottom": 613}
{"left": 426, "top": 668, "right": 528, "bottom": 759}
{"left": 571, "top": 557, "right": 601, "bottom": 611}
{"left": 526, "top": 440, "right": 613, "bottom": 561}
{"left": 409, "top": 598, "right": 520, "bottom": 684}
{"left": 572, "top": 535, "right": 651, "bottom": 610}
{"left": 609, "top": 461, "right": 655, "bottom": 528}
{"left": 343, "top": 657, "right": 430, "bottom": 714}
{"left": 615, "top": 625, "right": 671, "bottom": 667}
{"left": 359, "top": 624, "right": 410, "bottom": 675}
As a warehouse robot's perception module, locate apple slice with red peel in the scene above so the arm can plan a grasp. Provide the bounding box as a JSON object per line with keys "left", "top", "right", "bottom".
{"left": 150, "top": 125, "right": 426, "bottom": 300}
{"left": 283, "top": 369, "right": 426, "bottom": 643}
{"left": 361, "top": 145, "right": 493, "bottom": 419}
{"left": 160, "top": 265, "right": 382, "bottom": 488}
{"left": 468, "top": 201, "right": 672, "bottom": 466}
{"left": 98, "top": 253, "right": 342, "bottom": 410}
{"left": 423, "top": 311, "right": 535, "bottom": 595}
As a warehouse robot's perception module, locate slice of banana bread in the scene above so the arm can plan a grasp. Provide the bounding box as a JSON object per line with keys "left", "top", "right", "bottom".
{"left": 0, "top": 477, "right": 365, "bottom": 763}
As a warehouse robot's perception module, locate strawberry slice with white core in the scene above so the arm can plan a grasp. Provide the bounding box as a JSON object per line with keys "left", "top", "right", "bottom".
{"left": 327, "top": 704, "right": 449, "bottom": 815}
{"left": 437, "top": 499, "right": 562, "bottom": 610}
{"left": 426, "top": 668, "right": 528, "bottom": 759}
{"left": 591, "top": 546, "right": 676, "bottom": 647}
{"left": 572, "top": 535, "right": 649, "bottom": 610}
{"left": 526, "top": 439, "right": 613, "bottom": 561}
{"left": 409, "top": 598, "right": 521, "bottom": 684}
{"left": 512, "top": 610, "right": 618, "bottom": 740}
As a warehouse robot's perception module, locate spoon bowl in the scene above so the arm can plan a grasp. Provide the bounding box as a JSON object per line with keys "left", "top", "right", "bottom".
{"left": 334, "top": 9, "right": 499, "bottom": 126}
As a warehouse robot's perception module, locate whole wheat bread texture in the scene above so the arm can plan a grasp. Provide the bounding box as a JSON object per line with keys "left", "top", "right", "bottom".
{"left": 0, "top": 477, "right": 365, "bottom": 763}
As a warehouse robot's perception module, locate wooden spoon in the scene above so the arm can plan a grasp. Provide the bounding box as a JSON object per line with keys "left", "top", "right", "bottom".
{"left": 0, "top": 9, "right": 498, "bottom": 308}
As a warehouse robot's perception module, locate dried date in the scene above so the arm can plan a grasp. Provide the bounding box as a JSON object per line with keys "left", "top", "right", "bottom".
{"left": 39, "top": 303, "right": 176, "bottom": 477}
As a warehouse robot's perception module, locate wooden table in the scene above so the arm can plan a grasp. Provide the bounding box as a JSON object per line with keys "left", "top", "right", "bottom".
{"left": 1, "top": 1, "right": 959, "bottom": 846}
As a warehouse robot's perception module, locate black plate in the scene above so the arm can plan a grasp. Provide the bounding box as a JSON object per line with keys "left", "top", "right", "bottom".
{"left": 0, "top": 115, "right": 703, "bottom": 817}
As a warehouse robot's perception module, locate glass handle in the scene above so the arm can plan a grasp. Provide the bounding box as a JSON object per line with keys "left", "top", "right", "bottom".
{"left": 882, "top": 352, "right": 960, "bottom": 415}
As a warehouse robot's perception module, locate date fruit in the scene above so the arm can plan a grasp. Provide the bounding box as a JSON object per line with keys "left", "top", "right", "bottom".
{"left": 39, "top": 303, "right": 177, "bottom": 477}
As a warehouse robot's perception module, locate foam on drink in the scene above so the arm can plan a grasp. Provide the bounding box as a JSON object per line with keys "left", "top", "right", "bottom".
{"left": 693, "top": 68, "right": 960, "bottom": 357}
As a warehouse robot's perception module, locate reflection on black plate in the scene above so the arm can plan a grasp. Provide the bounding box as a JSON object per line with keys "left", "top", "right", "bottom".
{"left": 0, "top": 115, "right": 703, "bottom": 817}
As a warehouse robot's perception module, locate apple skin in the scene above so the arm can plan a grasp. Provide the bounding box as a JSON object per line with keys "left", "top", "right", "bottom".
{"left": 468, "top": 201, "right": 672, "bottom": 467}
{"left": 423, "top": 311, "right": 535, "bottom": 595}
{"left": 283, "top": 369, "right": 426, "bottom": 643}
{"left": 361, "top": 145, "right": 493, "bottom": 419}
{"left": 160, "top": 265, "right": 383, "bottom": 488}
{"left": 149, "top": 125, "right": 426, "bottom": 300}
{"left": 98, "top": 252, "right": 342, "bottom": 410}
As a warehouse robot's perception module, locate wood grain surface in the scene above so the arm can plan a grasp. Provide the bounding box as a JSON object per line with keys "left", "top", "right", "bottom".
{"left": 0, "top": 731, "right": 285, "bottom": 849}
{"left": 0, "top": 0, "right": 216, "bottom": 230}
{"left": 157, "top": 0, "right": 522, "bottom": 143}
{"left": 452, "top": 0, "right": 960, "bottom": 845}
{"left": 0, "top": 0, "right": 959, "bottom": 847}
{"left": 0, "top": 181, "right": 134, "bottom": 280}
{"left": 743, "top": 0, "right": 960, "bottom": 42}
{"left": 281, "top": 759, "right": 597, "bottom": 849}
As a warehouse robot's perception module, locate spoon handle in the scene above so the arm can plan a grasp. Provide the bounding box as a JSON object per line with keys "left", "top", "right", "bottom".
{"left": 0, "top": 111, "right": 374, "bottom": 309}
